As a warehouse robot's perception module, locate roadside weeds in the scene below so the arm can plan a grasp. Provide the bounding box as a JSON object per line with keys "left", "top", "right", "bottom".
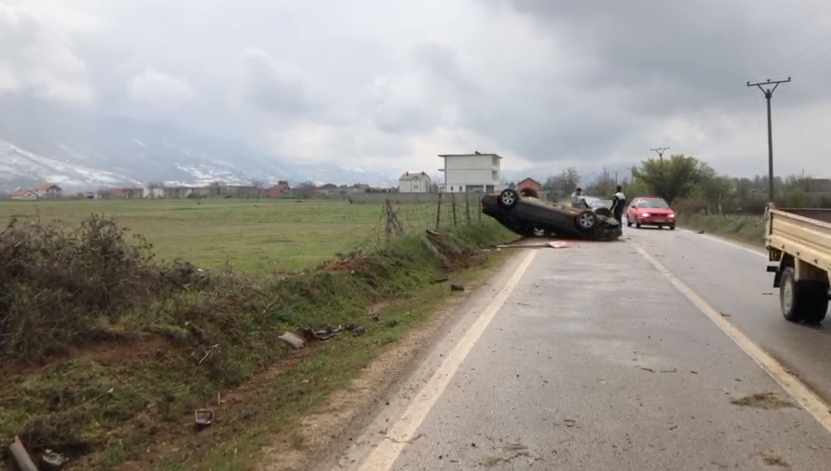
{"left": 0, "top": 214, "right": 514, "bottom": 470}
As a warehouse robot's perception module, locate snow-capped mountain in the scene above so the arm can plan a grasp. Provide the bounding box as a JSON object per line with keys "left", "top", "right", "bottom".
{"left": 0, "top": 96, "right": 403, "bottom": 192}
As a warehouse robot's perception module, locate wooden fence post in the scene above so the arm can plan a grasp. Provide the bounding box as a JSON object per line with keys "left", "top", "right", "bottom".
{"left": 451, "top": 193, "right": 458, "bottom": 226}
{"left": 435, "top": 193, "right": 443, "bottom": 231}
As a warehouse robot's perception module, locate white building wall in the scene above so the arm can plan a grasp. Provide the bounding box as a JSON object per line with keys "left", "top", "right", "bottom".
{"left": 441, "top": 154, "right": 501, "bottom": 192}
{"left": 398, "top": 175, "right": 431, "bottom": 193}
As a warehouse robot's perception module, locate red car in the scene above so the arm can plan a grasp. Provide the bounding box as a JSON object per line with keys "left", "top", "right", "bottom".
{"left": 626, "top": 196, "right": 676, "bottom": 230}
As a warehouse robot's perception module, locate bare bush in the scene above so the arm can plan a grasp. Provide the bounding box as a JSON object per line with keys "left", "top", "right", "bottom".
{"left": 0, "top": 215, "right": 210, "bottom": 360}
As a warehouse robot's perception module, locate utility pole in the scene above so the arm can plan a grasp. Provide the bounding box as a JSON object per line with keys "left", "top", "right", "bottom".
{"left": 747, "top": 77, "right": 791, "bottom": 202}
{"left": 650, "top": 146, "right": 669, "bottom": 162}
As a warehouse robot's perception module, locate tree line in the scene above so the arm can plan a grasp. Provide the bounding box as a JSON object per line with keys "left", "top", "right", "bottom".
{"left": 541, "top": 155, "right": 831, "bottom": 216}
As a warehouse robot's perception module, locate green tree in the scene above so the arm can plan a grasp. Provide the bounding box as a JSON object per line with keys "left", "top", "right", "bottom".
{"left": 632, "top": 154, "right": 715, "bottom": 205}
{"left": 691, "top": 174, "right": 732, "bottom": 215}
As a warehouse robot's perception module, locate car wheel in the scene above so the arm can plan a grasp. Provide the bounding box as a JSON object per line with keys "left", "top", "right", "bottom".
{"left": 635, "top": 222, "right": 641, "bottom": 229}
{"left": 575, "top": 210, "right": 598, "bottom": 232}
{"left": 626, "top": 216, "right": 632, "bottom": 227}
{"left": 497, "top": 189, "right": 520, "bottom": 210}
{"left": 669, "top": 225, "right": 676, "bottom": 230}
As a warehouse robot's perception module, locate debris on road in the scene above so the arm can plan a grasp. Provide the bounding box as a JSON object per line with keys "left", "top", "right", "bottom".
{"left": 547, "top": 241, "right": 571, "bottom": 249}
{"left": 8, "top": 436, "right": 38, "bottom": 471}
{"left": 300, "top": 324, "right": 368, "bottom": 341}
{"left": 495, "top": 240, "right": 572, "bottom": 249}
{"left": 195, "top": 409, "right": 215, "bottom": 428}
{"left": 279, "top": 331, "right": 306, "bottom": 349}
{"left": 758, "top": 450, "right": 790, "bottom": 468}
{"left": 41, "top": 449, "right": 67, "bottom": 470}
{"left": 730, "top": 392, "right": 795, "bottom": 409}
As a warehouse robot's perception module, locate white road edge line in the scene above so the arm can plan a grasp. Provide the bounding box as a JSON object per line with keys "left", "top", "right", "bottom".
{"left": 634, "top": 243, "right": 831, "bottom": 434}
{"left": 354, "top": 249, "right": 539, "bottom": 471}
{"left": 678, "top": 227, "right": 767, "bottom": 259}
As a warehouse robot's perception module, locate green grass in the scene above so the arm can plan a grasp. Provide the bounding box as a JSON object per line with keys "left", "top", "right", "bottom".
{"left": 0, "top": 202, "right": 514, "bottom": 470}
{"left": 679, "top": 213, "right": 766, "bottom": 246}
{"left": 0, "top": 198, "right": 445, "bottom": 273}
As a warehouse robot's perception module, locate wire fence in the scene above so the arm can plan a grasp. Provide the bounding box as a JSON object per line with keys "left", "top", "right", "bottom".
{"left": 352, "top": 193, "right": 485, "bottom": 254}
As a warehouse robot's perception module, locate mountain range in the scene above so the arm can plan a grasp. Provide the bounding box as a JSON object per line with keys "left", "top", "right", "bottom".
{"left": 0, "top": 95, "right": 413, "bottom": 192}
{"left": 0, "top": 95, "right": 602, "bottom": 193}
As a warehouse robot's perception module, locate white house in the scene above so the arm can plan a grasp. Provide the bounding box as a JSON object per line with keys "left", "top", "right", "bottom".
{"left": 438, "top": 152, "right": 502, "bottom": 193}
{"left": 10, "top": 189, "right": 37, "bottom": 200}
{"left": 398, "top": 171, "right": 432, "bottom": 193}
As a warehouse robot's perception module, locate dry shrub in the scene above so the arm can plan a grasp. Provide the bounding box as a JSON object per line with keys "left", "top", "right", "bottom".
{"left": 0, "top": 215, "right": 209, "bottom": 360}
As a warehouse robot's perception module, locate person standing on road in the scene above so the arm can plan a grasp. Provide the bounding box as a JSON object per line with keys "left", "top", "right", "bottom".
{"left": 611, "top": 185, "right": 626, "bottom": 228}
{"left": 571, "top": 187, "right": 586, "bottom": 208}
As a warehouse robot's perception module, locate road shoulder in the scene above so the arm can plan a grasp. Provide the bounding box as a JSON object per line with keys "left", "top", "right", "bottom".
{"left": 257, "top": 249, "right": 529, "bottom": 471}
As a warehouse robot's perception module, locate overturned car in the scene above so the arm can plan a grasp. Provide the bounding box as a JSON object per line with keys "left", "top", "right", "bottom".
{"left": 480, "top": 188, "right": 622, "bottom": 241}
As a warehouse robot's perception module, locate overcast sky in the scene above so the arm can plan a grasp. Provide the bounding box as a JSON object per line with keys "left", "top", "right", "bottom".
{"left": 2, "top": 0, "right": 831, "bottom": 178}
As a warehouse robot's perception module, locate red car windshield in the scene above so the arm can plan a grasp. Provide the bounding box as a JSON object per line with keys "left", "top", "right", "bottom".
{"left": 638, "top": 199, "right": 670, "bottom": 209}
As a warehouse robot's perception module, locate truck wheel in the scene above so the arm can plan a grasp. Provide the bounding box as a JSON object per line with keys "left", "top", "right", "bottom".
{"left": 575, "top": 210, "right": 597, "bottom": 233}
{"left": 780, "top": 266, "right": 829, "bottom": 323}
{"left": 497, "top": 189, "right": 520, "bottom": 210}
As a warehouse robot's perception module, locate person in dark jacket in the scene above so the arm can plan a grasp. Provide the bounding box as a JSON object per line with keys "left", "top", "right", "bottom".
{"left": 611, "top": 185, "right": 626, "bottom": 224}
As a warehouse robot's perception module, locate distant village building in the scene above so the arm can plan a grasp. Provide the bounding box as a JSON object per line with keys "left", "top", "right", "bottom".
{"left": 34, "top": 183, "right": 63, "bottom": 199}
{"left": 266, "top": 180, "right": 291, "bottom": 198}
{"left": 516, "top": 178, "right": 542, "bottom": 194}
{"left": 438, "top": 152, "right": 502, "bottom": 193}
{"left": 10, "top": 189, "right": 37, "bottom": 200}
{"left": 398, "top": 171, "right": 431, "bottom": 193}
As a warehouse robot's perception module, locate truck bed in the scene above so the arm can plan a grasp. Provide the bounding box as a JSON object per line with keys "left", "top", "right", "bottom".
{"left": 766, "top": 207, "right": 831, "bottom": 272}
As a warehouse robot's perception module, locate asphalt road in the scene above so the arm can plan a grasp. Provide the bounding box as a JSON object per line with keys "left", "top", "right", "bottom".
{"left": 334, "top": 226, "right": 831, "bottom": 470}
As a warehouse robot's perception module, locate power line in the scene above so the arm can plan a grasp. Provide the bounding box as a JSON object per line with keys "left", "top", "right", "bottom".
{"left": 746, "top": 77, "right": 792, "bottom": 202}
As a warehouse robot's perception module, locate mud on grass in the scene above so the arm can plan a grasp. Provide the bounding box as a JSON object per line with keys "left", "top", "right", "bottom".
{"left": 0, "top": 214, "right": 512, "bottom": 469}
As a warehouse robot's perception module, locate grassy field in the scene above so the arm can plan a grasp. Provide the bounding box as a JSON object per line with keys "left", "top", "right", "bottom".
{"left": 679, "top": 213, "right": 766, "bottom": 246}
{"left": 0, "top": 198, "right": 441, "bottom": 273}
{"left": 0, "top": 196, "right": 513, "bottom": 470}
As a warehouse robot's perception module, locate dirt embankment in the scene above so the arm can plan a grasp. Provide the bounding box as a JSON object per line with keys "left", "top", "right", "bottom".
{"left": 0, "top": 214, "right": 512, "bottom": 470}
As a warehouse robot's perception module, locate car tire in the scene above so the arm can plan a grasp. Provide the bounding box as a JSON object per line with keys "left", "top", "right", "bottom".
{"left": 497, "top": 189, "right": 520, "bottom": 210}
{"left": 575, "top": 210, "right": 598, "bottom": 233}
{"left": 635, "top": 222, "right": 641, "bottom": 229}
{"left": 669, "top": 225, "right": 676, "bottom": 230}
{"left": 780, "top": 266, "right": 829, "bottom": 324}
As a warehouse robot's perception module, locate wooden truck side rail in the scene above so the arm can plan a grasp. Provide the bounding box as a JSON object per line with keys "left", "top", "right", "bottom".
{"left": 764, "top": 204, "right": 831, "bottom": 324}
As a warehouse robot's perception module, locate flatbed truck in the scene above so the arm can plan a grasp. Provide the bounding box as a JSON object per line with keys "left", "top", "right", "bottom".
{"left": 765, "top": 204, "right": 831, "bottom": 324}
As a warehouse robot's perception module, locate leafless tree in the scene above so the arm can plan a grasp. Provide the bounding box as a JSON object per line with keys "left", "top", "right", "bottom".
{"left": 586, "top": 168, "right": 616, "bottom": 197}
{"left": 295, "top": 181, "right": 317, "bottom": 199}
{"left": 251, "top": 180, "right": 265, "bottom": 199}
{"left": 543, "top": 167, "right": 581, "bottom": 199}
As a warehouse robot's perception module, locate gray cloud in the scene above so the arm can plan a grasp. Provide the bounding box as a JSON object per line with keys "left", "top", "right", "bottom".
{"left": 0, "top": 3, "right": 93, "bottom": 103}
{"left": 3, "top": 0, "right": 831, "bottom": 177}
